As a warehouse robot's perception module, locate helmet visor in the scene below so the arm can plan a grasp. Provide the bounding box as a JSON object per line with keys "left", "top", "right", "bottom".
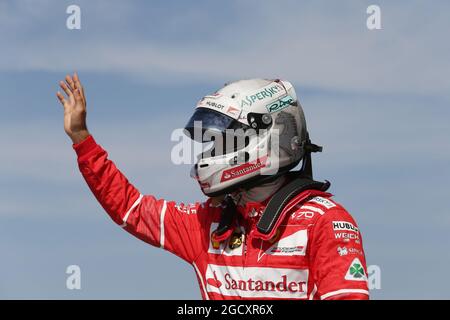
{"left": 184, "top": 108, "right": 250, "bottom": 142}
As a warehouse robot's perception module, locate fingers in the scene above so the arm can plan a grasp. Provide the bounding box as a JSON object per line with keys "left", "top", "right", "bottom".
{"left": 73, "top": 72, "right": 81, "bottom": 88}
{"left": 58, "top": 73, "right": 86, "bottom": 106}
{"left": 59, "top": 80, "right": 73, "bottom": 98}
{"left": 73, "top": 86, "right": 83, "bottom": 102}
{"left": 73, "top": 72, "right": 86, "bottom": 102}
{"left": 56, "top": 91, "right": 67, "bottom": 105}
{"left": 65, "top": 74, "right": 76, "bottom": 92}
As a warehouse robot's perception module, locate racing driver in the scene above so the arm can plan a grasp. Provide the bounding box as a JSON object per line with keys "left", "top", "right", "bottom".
{"left": 57, "top": 73, "right": 369, "bottom": 300}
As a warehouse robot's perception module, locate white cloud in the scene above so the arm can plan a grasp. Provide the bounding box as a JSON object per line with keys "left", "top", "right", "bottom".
{"left": 1, "top": 1, "right": 449, "bottom": 96}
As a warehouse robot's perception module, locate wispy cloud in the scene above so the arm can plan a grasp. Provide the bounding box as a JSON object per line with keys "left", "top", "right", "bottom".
{"left": 1, "top": 1, "right": 449, "bottom": 96}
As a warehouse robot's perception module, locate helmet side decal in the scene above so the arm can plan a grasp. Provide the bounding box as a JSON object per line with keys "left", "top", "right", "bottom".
{"left": 240, "top": 82, "right": 286, "bottom": 108}
{"left": 220, "top": 156, "right": 268, "bottom": 182}
{"left": 266, "top": 95, "right": 294, "bottom": 113}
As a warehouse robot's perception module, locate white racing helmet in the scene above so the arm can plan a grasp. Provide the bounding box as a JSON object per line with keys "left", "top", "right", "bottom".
{"left": 184, "top": 79, "right": 312, "bottom": 197}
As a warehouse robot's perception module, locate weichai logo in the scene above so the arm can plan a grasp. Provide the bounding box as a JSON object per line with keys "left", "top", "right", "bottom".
{"left": 205, "top": 265, "right": 308, "bottom": 298}
{"left": 335, "top": 233, "right": 360, "bottom": 240}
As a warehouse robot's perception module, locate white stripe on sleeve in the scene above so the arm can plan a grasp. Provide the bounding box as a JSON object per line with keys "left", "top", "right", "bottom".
{"left": 321, "top": 288, "right": 369, "bottom": 300}
{"left": 159, "top": 200, "right": 168, "bottom": 249}
{"left": 120, "top": 194, "right": 144, "bottom": 228}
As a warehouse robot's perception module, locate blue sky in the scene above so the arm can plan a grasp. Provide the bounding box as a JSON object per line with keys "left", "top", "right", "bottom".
{"left": 1, "top": 0, "right": 449, "bottom": 299}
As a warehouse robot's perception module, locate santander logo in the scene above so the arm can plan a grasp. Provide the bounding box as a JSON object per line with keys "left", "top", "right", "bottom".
{"left": 206, "top": 271, "right": 222, "bottom": 288}
{"left": 220, "top": 156, "right": 268, "bottom": 182}
{"left": 205, "top": 265, "right": 309, "bottom": 298}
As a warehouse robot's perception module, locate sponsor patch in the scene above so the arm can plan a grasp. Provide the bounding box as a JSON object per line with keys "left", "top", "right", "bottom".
{"left": 205, "top": 265, "right": 308, "bottom": 299}
{"left": 240, "top": 83, "right": 286, "bottom": 108}
{"left": 290, "top": 211, "right": 316, "bottom": 220}
{"left": 258, "top": 229, "right": 308, "bottom": 261}
{"left": 337, "top": 246, "right": 363, "bottom": 256}
{"left": 266, "top": 95, "right": 293, "bottom": 113}
{"left": 220, "top": 156, "right": 267, "bottom": 182}
{"left": 337, "top": 246, "right": 348, "bottom": 256}
{"left": 226, "top": 106, "right": 241, "bottom": 117}
{"left": 309, "top": 196, "right": 336, "bottom": 209}
{"left": 335, "top": 232, "right": 360, "bottom": 241}
{"left": 174, "top": 204, "right": 198, "bottom": 215}
{"left": 332, "top": 221, "right": 359, "bottom": 233}
{"left": 266, "top": 229, "right": 308, "bottom": 256}
{"left": 204, "top": 100, "right": 225, "bottom": 110}
{"left": 345, "top": 258, "right": 368, "bottom": 281}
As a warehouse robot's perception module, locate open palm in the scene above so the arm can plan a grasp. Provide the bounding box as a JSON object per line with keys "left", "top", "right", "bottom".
{"left": 56, "top": 73, "right": 90, "bottom": 143}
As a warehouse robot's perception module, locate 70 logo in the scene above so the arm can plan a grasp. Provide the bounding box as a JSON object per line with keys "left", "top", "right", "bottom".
{"left": 291, "top": 211, "right": 315, "bottom": 220}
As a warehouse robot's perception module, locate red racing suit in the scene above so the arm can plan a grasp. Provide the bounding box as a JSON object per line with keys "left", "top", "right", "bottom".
{"left": 74, "top": 135, "right": 369, "bottom": 300}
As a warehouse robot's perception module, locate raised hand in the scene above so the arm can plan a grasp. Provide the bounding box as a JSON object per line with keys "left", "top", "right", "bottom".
{"left": 57, "top": 73, "right": 90, "bottom": 144}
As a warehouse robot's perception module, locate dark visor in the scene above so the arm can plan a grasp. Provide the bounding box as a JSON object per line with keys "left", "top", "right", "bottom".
{"left": 184, "top": 108, "right": 250, "bottom": 142}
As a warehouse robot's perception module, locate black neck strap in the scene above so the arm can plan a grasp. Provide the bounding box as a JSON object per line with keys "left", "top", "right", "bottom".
{"left": 214, "top": 175, "right": 330, "bottom": 237}
{"left": 256, "top": 177, "right": 330, "bottom": 235}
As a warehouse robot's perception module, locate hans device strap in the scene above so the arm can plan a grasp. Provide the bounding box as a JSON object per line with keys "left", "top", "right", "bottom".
{"left": 213, "top": 176, "right": 330, "bottom": 238}
{"left": 256, "top": 177, "right": 330, "bottom": 235}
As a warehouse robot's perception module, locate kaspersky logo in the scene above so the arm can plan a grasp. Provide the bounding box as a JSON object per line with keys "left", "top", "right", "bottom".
{"left": 205, "top": 265, "right": 308, "bottom": 298}
{"left": 240, "top": 83, "right": 285, "bottom": 108}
